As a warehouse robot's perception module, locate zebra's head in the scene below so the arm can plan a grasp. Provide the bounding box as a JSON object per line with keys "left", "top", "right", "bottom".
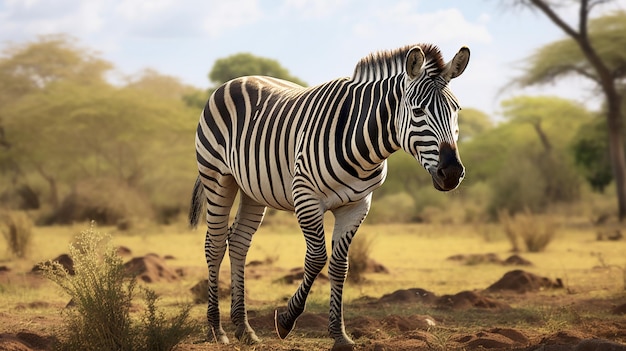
{"left": 399, "top": 45, "right": 470, "bottom": 192}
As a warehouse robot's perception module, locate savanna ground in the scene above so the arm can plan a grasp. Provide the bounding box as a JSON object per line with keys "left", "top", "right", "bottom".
{"left": 1, "top": 213, "right": 625, "bottom": 351}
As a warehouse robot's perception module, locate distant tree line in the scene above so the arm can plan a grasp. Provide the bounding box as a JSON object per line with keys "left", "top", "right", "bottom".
{"left": 0, "top": 7, "right": 624, "bottom": 226}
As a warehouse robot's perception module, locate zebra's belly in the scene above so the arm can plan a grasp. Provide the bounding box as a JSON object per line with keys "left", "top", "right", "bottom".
{"left": 230, "top": 157, "right": 296, "bottom": 212}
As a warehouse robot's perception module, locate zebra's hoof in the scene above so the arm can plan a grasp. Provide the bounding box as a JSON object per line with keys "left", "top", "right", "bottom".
{"left": 331, "top": 339, "right": 355, "bottom": 351}
{"left": 235, "top": 326, "right": 261, "bottom": 344}
{"left": 274, "top": 310, "right": 295, "bottom": 339}
{"left": 209, "top": 331, "right": 229, "bottom": 344}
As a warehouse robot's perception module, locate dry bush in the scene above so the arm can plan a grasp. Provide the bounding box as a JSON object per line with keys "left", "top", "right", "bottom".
{"left": 44, "top": 178, "right": 153, "bottom": 228}
{"left": 367, "top": 193, "right": 416, "bottom": 223}
{"left": 0, "top": 210, "right": 33, "bottom": 258}
{"left": 347, "top": 234, "right": 374, "bottom": 284}
{"left": 41, "top": 223, "right": 198, "bottom": 351}
{"left": 499, "top": 210, "right": 557, "bottom": 253}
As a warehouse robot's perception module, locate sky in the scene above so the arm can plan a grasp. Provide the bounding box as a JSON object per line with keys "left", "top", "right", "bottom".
{"left": 1, "top": 0, "right": 625, "bottom": 118}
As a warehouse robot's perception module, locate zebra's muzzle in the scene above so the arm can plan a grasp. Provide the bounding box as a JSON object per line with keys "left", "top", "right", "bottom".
{"left": 430, "top": 142, "right": 464, "bottom": 192}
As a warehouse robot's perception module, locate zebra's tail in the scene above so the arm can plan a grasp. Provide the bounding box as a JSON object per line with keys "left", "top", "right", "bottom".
{"left": 188, "top": 176, "right": 204, "bottom": 229}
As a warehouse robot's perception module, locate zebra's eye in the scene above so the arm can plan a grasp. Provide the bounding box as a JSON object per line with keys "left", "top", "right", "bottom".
{"left": 412, "top": 108, "right": 425, "bottom": 117}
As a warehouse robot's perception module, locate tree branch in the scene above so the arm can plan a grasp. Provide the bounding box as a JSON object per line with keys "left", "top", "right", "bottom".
{"left": 528, "top": 0, "right": 581, "bottom": 40}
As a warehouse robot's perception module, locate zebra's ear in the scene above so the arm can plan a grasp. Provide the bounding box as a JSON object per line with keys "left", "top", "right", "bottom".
{"left": 443, "top": 46, "right": 470, "bottom": 81}
{"left": 405, "top": 46, "right": 425, "bottom": 80}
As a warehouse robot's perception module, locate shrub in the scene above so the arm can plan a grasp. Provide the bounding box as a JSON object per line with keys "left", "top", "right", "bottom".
{"left": 0, "top": 210, "right": 33, "bottom": 258}
{"left": 367, "top": 193, "right": 417, "bottom": 223}
{"left": 40, "top": 223, "right": 198, "bottom": 351}
{"left": 347, "top": 234, "right": 373, "bottom": 284}
{"left": 499, "top": 210, "right": 557, "bottom": 252}
{"left": 44, "top": 178, "right": 153, "bottom": 227}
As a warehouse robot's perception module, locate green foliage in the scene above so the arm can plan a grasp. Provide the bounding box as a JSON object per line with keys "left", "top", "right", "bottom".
{"left": 0, "top": 36, "right": 199, "bottom": 221}
{"left": 139, "top": 289, "right": 197, "bottom": 351}
{"left": 488, "top": 153, "right": 548, "bottom": 216}
{"left": 571, "top": 118, "right": 613, "bottom": 192}
{"left": 209, "top": 52, "right": 307, "bottom": 87}
{"left": 517, "top": 11, "right": 626, "bottom": 86}
{"left": 43, "top": 178, "right": 154, "bottom": 227}
{"left": 458, "top": 108, "right": 492, "bottom": 142}
{"left": 41, "top": 223, "right": 198, "bottom": 351}
{"left": 464, "top": 96, "right": 589, "bottom": 215}
{"left": 368, "top": 192, "right": 417, "bottom": 224}
{"left": 0, "top": 210, "right": 33, "bottom": 258}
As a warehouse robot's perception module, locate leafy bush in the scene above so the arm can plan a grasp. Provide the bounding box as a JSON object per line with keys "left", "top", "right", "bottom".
{"left": 499, "top": 210, "right": 557, "bottom": 252}
{"left": 367, "top": 193, "right": 417, "bottom": 223}
{"left": 44, "top": 178, "right": 154, "bottom": 227}
{"left": 41, "top": 223, "right": 198, "bottom": 351}
{"left": 0, "top": 210, "right": 33, "bottom": 258}
{"left": 347, "top": 234, "right": 374, "bottom": 284}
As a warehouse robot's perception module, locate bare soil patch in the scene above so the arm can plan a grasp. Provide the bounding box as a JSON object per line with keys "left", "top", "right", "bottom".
{"left": 2, "top": 253, "right": 625, "bottom": 351}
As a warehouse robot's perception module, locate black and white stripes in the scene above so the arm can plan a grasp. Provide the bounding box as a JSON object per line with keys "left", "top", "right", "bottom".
{"left": 189, "top": 43, "right": 470, "bottom": 350}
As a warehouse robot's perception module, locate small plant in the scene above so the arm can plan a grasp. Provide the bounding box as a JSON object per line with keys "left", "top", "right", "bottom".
{"left": 426, "top": 325, "right": 454, "bottom": 351}
{"left": 0, "top": 210, "right": 33, "bottom": 258}
{"left": 499, "top": 209, "right": 557, "bottom": 252}
{"left": 347, "top": 234, "right": 373, "bottom": 284}
{"left": 41, "top": 222, "right": 198, "bottom": 351}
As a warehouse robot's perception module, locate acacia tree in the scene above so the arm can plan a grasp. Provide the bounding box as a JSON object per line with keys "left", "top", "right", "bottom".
{"left": 515, "top": 1, "right": 626, "bottom": 220}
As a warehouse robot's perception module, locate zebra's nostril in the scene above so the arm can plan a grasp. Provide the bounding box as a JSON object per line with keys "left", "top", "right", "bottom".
{"left": 437, "top": 168, "right": 446, "bottom": 180}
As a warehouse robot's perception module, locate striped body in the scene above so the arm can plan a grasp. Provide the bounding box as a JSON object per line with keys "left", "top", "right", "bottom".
{"left": 190, "top": 43, "right": 470, "bottom": 350}
{"left": 197, "top": 75, "right": 398, "bottom": 213}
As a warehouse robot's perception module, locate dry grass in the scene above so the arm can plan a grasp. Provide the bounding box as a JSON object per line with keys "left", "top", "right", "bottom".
{"left": 0, "top": 216, "right": 625, "bottom": 350}
{"left": 0, "top": 210, "right": 34, "bottom": 258}
{"left": 499, "top": 210, "right": 558, "bottom": 252}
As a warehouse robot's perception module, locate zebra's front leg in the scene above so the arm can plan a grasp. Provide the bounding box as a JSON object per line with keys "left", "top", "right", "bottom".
{"left": 328, "top": 197, "right": 371, "bottom": 351}
{"left": 275, "top": 195, "right": 328, "bottom": 339}
{"left": 228, "top": 194, "right": 266, "bottom": 344}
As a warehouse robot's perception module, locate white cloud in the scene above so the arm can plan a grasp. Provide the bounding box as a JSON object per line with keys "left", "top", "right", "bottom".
{"left": 351, "top": 2, "right": 492, "bottom": 46}
{"left": 0, "top": 0, "right": 106, "bottom": 41}
{"left": 280, "top": 0, "right": 350, "bottom": 19}
{"left": 201, "top": 0, "right": 263, "bottom": 38}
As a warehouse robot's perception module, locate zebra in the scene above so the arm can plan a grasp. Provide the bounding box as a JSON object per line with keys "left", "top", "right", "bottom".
{"left": 189, "top": 43, "right": 470, "bottom": 350}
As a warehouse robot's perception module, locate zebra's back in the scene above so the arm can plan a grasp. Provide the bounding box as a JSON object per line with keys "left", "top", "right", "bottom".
{"left": 196, "top": 75, "right": 356, "bottom": 211}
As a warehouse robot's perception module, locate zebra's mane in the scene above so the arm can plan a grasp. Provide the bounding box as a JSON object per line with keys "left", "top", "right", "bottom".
{"left": 351, "top": 44, "right": 446, "bottom": 83}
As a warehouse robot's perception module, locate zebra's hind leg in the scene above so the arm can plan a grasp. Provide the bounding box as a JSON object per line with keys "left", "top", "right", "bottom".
{"left": 201, "top": 175, "right": 238, "bottom": 344}
{"left": 276, "top": 193, "right": 328, "bottom": 339}
{"left": 327, "top": 197, "right": 371, "bottom": 351}
{"left": 228, "top": 193, "right": 266, "bottom": 344}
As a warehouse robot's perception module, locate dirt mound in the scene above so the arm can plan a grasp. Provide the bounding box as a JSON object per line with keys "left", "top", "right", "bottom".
{"left": 378, "top": 288, "right": 438, "bottom": 304}
{"left": 381, "top": 314, "right": 436, "bottom": 331}
{"left": 503, "top": 254, "right": 533, "bottom": 266}
{"left": 525, "top": 330, "right": 626, "bottom": 350}
{"left": 123, "top": 254, "right": 179, "bottom": 283}
{"left": 274, "top": 267, "right": 329, "bottom": 284}
{"left": 347, "top": 314, "right": 435, "bottom": 341}
{"left": 447, "top": 253, "right": 502, "bottom": 265}
{"left": 116, "top": 246, "right": 132, "bottom": 256}
{"left": 486, "top": 269, "right": 563, "bottom": 293}
{"left": 453, "top": 327, "right": 530, "bottom": 349}
{"left": 436, "top": 290, "right": 511, "bottom": 310}
{"left": 189, "top": 279, "right": 231, "bottom": 302}
{"left": 612, "top": 303, "right": 626, "bottom": 315}
{"left": 32, "top": 254, "right": 74, "bottom": 275}
{"left": 447, "top": 253, "right": 534, "bottom": 267}
{"left": 364, "top": 258, "right": 389, "bottom": 273}
{"left": 0, "top": 332, "right": 54, "bottom": 351}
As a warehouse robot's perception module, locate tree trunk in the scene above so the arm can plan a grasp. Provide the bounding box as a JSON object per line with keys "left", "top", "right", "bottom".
{"left": 606, "top": 100, "right": 626, "bottom": 220}
{"left": 526, "top": 0, "right": 626, "bottom": 220}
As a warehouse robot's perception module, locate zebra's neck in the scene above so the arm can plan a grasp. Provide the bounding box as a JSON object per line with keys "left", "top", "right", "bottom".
{"left": 338, "top": 76, "right": 404, "bottom": 169}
